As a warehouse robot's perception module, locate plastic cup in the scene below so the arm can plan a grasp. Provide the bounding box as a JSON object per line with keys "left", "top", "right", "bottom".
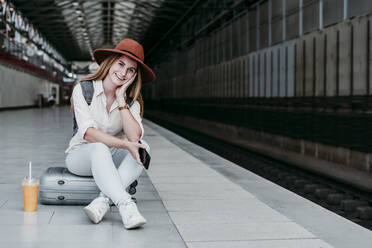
{"left": 22, "top": 177, "right": 39, "bottom": 212}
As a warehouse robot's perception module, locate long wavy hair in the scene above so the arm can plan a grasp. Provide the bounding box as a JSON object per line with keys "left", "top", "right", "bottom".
{"left": 71, "top": 54, "right": 144, "bottom": 117}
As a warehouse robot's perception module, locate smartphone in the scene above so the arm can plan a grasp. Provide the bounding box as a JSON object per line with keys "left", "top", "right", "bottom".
{"left": 138, "top": 142, "right": 151, "bottom": 170}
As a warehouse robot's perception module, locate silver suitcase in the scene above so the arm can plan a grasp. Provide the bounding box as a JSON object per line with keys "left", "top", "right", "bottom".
{"left": 39, "top": 167, "right": 137, "bottom": 205}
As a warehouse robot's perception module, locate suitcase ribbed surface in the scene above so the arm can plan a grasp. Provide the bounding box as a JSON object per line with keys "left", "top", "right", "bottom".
{"left": 39, "top": 167, "right": 100, "bottom": 205}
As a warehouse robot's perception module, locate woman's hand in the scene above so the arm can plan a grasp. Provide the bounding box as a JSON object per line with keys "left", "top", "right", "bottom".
{"left": 125, "top": 141, "right": 146, "bottom": 165}
{"left": 115, "top": 73, "right": 137, "bottom": 106}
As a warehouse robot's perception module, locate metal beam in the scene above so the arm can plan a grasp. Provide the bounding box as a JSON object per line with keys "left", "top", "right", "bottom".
{"left": 177, "top": 0, "right": 248, "bottom": 49}
{"left": 299, "top": 0, "right": 303, "bottom": 36}
{"left": 282, "top": 0, "right": 286, "bottom": 41}
{"left": 268, "top": 0, "right": 272, "bottom": 46}
{"left": 256, "top": 4, "right": 260, "bottom": 50}
{"left": 343, "top": 0, "right": 348, "bottom": 20}
{"left": 147, "top": 0, "right": 203, "bottom": 56}
{"left": 319, "top": 0, "right": 323, "bottom": 29}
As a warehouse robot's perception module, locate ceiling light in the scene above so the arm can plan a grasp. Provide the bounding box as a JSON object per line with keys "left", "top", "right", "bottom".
{"left": 57, "top": 1, "right": 70, "bottom": 6}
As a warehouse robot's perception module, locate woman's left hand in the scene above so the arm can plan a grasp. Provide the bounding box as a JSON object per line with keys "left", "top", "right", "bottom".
{"left": 125, "top": 141, "right": 146, "bottom": 165}
{"left": 115, "top": 73, "right": 137, "bottom": 105}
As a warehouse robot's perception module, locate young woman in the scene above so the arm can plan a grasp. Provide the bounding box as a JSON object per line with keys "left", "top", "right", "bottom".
{"left": 65, "top": 38, "right": 155, "bottom": 229}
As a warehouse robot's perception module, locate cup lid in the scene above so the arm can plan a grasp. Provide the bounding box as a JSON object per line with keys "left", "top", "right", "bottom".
{"left": 22, "top": 177, "right": 39, "bottom": 185}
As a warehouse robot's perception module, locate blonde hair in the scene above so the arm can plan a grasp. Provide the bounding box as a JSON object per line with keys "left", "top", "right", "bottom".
{"left": 71, "top": 54, "right": 144, "bottom": 117}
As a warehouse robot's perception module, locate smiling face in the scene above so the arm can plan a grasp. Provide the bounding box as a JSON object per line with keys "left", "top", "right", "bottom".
{"left": 108, "top": 55, "right": 138, "bottom": 87}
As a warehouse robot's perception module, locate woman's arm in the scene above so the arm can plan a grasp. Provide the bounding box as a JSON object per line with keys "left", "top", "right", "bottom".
{"left": 84, "top": 127, "right": 127, "bottom": 148}
{"left": 115, "top": 74, "right": 143, "bottom": 142}
{"left": 119, "top": 107, "right": 142, "bottom": 142}
{"left": 84, "top": 127, "right": 145, "bottom": 164}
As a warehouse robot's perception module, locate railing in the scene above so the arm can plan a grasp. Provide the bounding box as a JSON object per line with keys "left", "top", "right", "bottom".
{"left": 0, "top": 32, "right": 64, "bottom": 79}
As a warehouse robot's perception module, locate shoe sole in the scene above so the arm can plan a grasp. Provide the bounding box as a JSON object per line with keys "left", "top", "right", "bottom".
{"left": 84, "top": 206, "right": 100, "bottom": 224}
{"left": 124, "top": 219, "right": 146, "bottom": 229}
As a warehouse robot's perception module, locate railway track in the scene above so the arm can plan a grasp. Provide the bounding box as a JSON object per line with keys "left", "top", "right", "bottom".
{"left": 149, "top": 117, "right": 372, "bottom": 230}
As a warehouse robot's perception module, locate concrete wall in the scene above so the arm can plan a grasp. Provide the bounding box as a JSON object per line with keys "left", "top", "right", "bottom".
{"left": 0, "top": 63, "right": 59, "bottom": 108}
{"left": 146, "top": 0, "right": 372, "bottom": 99}
{"left": 143, "top": 1, "right": 372, "bottom": 183}
{"left": 145, "top": 11, "right": 372, "bottom": 99}
{"left": 296, "top": 14, "right": 372, "bottom": 97}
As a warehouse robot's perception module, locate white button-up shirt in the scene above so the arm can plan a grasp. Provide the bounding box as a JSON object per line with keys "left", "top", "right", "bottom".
{"left": 65, "top": 80, "right": 144, "bottom": 153}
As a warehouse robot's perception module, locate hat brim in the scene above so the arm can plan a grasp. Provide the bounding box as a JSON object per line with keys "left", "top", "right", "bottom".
{"left": 93, "top": 49, "right": 156, "bottom": 83}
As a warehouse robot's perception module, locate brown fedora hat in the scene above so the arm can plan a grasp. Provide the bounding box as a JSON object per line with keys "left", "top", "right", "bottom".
{"left": 93, "top": 38, "right": 156, "bottom": 83}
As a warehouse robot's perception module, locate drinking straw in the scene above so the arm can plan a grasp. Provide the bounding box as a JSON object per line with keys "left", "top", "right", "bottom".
{"left": 29, "top": 161, "right": 32, "bottom": 182}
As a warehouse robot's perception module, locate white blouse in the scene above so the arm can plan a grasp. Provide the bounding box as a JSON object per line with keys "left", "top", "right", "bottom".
{"left": 65, "top": 80, "right": 144, "bottom": 153}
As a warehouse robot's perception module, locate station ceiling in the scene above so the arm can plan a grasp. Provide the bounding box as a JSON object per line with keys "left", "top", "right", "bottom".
{"left": 11, "top": 0, "right": 259, "bottom": 63}
{"left": 10, "top": 0, "right": 199, "bottom": 61}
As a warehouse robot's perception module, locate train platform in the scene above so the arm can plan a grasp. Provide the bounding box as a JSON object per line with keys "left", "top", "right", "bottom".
{"left": 1, "top": 107, "right": 372, "bottom": 248}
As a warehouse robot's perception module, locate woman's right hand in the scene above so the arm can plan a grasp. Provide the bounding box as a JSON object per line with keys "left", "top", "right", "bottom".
{"left": 125, "top": 141, "right": 146, "bottom": 165}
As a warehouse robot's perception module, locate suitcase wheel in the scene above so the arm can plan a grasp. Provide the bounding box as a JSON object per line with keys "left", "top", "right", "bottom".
{"left": 128, "top": 187, "right": 136, "bottom": 195}
{"left": 130, "top": 180, "right": 138, "bottom": 187}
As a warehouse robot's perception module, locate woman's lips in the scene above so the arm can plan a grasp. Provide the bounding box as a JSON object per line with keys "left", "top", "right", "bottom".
{"left": 115, "top": 73, "right": 125, "bottom": 81}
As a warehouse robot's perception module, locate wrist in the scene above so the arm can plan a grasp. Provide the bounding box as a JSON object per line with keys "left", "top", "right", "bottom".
{"left": 117, "top": 98, "right": 126, "bottom": 106}
{"left": 118, "top": 104, "right": 129, "bottom": 111}
{"left": 121, "top": 140, "right": 129, "bottom": 149}
{"left": 117, "top": 92, "right": 127, "bottom": 105}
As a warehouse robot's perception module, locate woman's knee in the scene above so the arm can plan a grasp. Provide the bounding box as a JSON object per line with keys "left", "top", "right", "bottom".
{"left": 90, "top": 142, "right": 110, "bottom": 154}
{"left": 67, "top": 165, "right": 92, "bottom": 176}
{"left": 65, "top": 152, "right": 92, "bottom": 176}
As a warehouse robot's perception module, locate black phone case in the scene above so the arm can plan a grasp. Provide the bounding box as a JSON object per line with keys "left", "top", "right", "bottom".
{"left": 138, "top": 141, "right": 151, "bottom": 169}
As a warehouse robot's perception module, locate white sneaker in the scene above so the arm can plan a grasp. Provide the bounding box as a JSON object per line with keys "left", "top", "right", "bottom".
{"left": 84, "top": 196, "right": 110, "bottom": 224}
{"left": 119, "top": 199, "right": 146, "bottom": 229}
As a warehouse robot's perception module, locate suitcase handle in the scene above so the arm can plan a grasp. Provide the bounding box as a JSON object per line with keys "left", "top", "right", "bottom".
{"left": 58, "top": 180, "right": 65, "bottom": 185}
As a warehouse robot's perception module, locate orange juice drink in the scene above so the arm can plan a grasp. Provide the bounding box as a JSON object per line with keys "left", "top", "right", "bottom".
{"left": 22, "top": 178, "right": 39, "bottom": 212}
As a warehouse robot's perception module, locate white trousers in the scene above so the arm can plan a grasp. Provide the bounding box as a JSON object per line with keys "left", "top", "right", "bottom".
{"left": 65, "top": 141, "right": 150, "bottom": 206}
